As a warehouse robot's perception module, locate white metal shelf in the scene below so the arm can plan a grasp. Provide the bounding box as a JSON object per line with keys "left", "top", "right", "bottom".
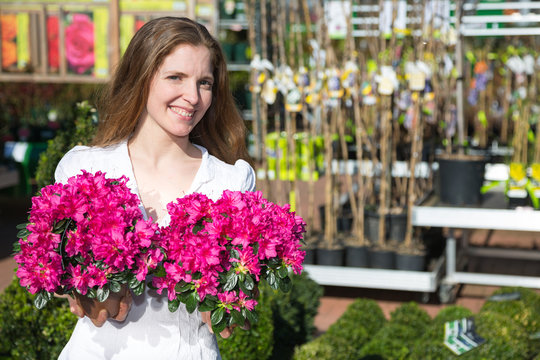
{"left": 303, "top": 262, "right": 442, "bottom": 293}
{"left": 412, "top": 192, "right": 540, "bottom": 300}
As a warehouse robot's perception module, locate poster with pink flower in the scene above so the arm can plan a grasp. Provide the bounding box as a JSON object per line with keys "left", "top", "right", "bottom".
{"left": 64, "top": 12, "right": 95, "bottom": 75}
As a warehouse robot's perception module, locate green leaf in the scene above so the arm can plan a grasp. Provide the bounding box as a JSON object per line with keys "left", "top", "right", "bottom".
{"left": 230, "top": 309, "right": 245, "bottom": 327}
{"left": 168, "top": 298, "right": 180, "bottom": 312}
{"left": 185, "top": 291, "right": 198, "bottom": 314}
{"left": 277, "top": 265, "right": 289, "bottom": 279}
{"left": 242, "top": 308, "right": 258, "bottom": 324}
{"left": 224, "top": 272, "right": 238, "bottom": 291}
{"left": 213, "top": 317, "right": 228, "bottom": 336}
{"left": 96, "top": 287, "right": 110, "bottom": 302}
{"left": 131, "top": 281, "right": 145, "bottom": 296}
{"left": 128, "top": 275, "right": 140, "bottom": 289}
{"left": 175, "top": 282, "right": 192, "bottom": 293}
{"left": 271, "top": 276, "right": 281, "bottom": 290}
{"left": 198, "top": 297, "right": 217, "bottom": 312}
{"left": 109, "top": 280, "right": 122, "bottom": 293}
{"left": 34, "top": 291, "right": 50, "bottom": 309}
{"left": 152, "top": 265, "right": 167, "bottom": 278}
{"left": 15, "top": 222, "right": 28, "bottom": 230}
{"left": 211, "top": 307, "right": 225, "bottom": 325}
{"left": 16, "top": 228, "right": 30, "bottom": 239}
{"left": 244, "top": 274, "right": 255, "bottom": 290}
{"left": 266, "top": 271, "right": 276, "bottom": 288}
{"left": 279, "top": 276, "right": 292, "bottom": 292}
{"left": 86, "top": 288, "right": 97, "bottom": 299}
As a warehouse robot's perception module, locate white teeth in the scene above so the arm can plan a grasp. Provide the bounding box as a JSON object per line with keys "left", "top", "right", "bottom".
{"left": 170, "top": 107, "right": 193, "bottom": 117}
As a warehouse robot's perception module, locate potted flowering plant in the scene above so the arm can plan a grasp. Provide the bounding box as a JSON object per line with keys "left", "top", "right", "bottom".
{"left": 14, "top": 170, "right": 163, "bottom": 324}
{"left": 151, "top": 190, "right": 306, "bottom": 335}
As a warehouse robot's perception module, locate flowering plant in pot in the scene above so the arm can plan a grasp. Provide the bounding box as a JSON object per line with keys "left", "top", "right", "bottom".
{"left": 14, "top": 171, "right": 163, "bottom": 324}
{"left": 151, "top": 190, "right": 306, "bottom": 336}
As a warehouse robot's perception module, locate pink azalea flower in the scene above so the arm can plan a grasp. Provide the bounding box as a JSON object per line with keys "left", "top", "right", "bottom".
{"left": 15, "top": 170, "right": 162, "bottom": 305}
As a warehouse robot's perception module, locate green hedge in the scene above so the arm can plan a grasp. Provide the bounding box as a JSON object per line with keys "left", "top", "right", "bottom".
{"left": 218, "top": 272, "right": 323, "bottom": 360}
{"left": 0, "top": 277, "right": 77, "bottom": 359}
{"left": 35, "top": 100, "right": 97, "bottom": 189}
{"left": 293, "top": 298, "right": 386, "bottom": 360}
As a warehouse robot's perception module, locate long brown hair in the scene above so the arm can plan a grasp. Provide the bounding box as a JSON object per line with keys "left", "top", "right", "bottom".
{"left": 92, "top": 17, "right": 251, "bottom": 165}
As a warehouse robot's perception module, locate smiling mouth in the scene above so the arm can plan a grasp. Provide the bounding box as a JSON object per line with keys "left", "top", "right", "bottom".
{"left": 170, "top": 106, "right": 194, "bottom": 118}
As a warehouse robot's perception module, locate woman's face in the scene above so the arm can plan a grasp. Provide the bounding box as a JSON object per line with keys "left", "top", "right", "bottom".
{"left": 141, "top": 44, "right": 214, "bottom": 139}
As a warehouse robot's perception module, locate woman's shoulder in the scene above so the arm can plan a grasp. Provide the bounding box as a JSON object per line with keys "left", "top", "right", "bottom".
{"left": 206, "top": 154, "right": 256, "bottom": 192}
{"left": 55, "top": 142, "right": 127, "bottom": 183}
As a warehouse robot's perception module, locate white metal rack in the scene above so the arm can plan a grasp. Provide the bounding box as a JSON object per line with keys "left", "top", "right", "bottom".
{"left": 412, "top": 192, "right": 540, "bottom": 303}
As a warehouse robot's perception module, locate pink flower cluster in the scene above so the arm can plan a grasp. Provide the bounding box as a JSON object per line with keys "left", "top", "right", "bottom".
{"left": 14, "top": 171, "right": 162, "bottom": 299}
{"left": 152, "top": 190, "right": 306, "bottom": 314}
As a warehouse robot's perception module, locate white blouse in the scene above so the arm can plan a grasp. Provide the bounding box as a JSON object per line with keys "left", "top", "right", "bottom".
{"left": 55, "top": 140, "right": 256, "bottom": 360}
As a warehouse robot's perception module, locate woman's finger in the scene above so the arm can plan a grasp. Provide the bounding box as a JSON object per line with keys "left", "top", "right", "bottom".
{"left": 68, "top": 295, "right": 84, "bottom": 318}
{"left": 112, "top": 290, "right": 132, "bottom": 322}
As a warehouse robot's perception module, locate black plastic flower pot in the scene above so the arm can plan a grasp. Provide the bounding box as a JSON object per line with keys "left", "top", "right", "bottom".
{"left": 437, "top": 154, "right": 487, "bottom": 206}
{"left": 302, "top": 247, "right": 316, "bottom": 265}
{"left": 388, "top": 212, "right": 407, "bottom": 244}
{"left": 345, "top": 245, "right": 369, "bottom": 267}
{"left": 368, "top": 247, "right": 395, "bottom": 269}
{"left": 364, "top": 210, "right": 381, "bottom": 244}
{"left": 316, "top": 248, "right": 344, "bottom": 266}
{"left": 395, "top": 252, "right": 425, "bottom": 271}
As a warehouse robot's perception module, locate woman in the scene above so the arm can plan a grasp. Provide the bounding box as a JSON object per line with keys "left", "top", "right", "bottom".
{"left": 56, "top": 17, "right": 255, "bottom": 359}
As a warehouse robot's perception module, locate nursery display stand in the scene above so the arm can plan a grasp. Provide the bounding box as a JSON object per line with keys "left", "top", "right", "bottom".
{"left": 412, "top": 191, "right": 540, "bottom": 303}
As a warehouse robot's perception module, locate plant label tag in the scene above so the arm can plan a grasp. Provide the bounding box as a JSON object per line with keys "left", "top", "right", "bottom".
{"left": 444, "top": 317, "right": 485, "bottom": 355}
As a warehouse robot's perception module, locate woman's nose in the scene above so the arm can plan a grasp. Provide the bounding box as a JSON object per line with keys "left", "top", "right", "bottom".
{"left": 183, "top": 81, "right": 199, "bottom": 105}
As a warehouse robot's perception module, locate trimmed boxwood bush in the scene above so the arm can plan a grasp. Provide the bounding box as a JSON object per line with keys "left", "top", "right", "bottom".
{"left": 359, "top": 302, "right": 431, "bottom": 360}
{"left": 293, "top": 298, "right": 386, "bottom": 360}
{"left": 218, "top": 272, "right": 323, "bottom": 360}
{"left": 389, "top": 301, "right": 431, "bottom": 338}
{"left": 0, "top": 277, "right": 76, "bottom": 359}
{"left": 409, "top": 305, "right": 474, "bottom": 360}
{"left": 460, "top": 310, "right": 530, "bottom": 360}
{"left": 480, "top": 286, "right": 540, "bottom": 357}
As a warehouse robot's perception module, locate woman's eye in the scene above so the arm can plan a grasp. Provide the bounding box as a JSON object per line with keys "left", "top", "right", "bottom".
{"left": 167, "top": 75, "right": 180, "bottom": 80}
{"left": 201, "top": 80, "right": 213, "bottom": 87}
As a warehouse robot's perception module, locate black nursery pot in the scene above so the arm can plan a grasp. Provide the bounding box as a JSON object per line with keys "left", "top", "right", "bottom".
{"left": 345, "top": 245, "right": 369, "bottom": 267}
{"left": 437, "top": 155, "right": 487, "bottom": 206}
{"left": 302, "top": 247, "right": 316, "bottom": 264}
{"left": 364, "top": 210, "right": 380, "bottom": 244}
{"left": 395, "top": 252, "right": 425, "bottom": 271}
{"left": 316, "top": 248, "right": 344, "bottom": 266}
{"left": 388, "top": 212, "right": 407, "bottom": 243}
{"left": 368, "top": 248, "right": 395, "bottom": 269}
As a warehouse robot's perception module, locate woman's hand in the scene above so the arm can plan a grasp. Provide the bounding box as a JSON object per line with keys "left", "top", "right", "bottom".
{"left": 67, "top": 290, "right": 133, "bottom": 327}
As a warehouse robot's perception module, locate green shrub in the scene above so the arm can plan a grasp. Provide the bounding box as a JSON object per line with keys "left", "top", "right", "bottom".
{"left": 358, "top": 302, "right": 431, "bottom": 360}
{"left": 35, "top": 100, "right": 97, "bottom": 189}
{"left": 480, "top": 286, "right": 540, "bottom": 334}
{"left": 293, "top": 298, "right": 386, "bottom": 360}
{"left": 0, "top": 277, "right": 76, "bottom": 359}
{"left": 291, "top": 337, "right": 334, "bottom": 360}
{"left": 389, "top": 301, "right": 431, "bottom": 338}
{"left": 460, "top": 310, "right": 530, "bottom": 360}
{"left": 217, "top": 284, "right": 274, "bottom": 360}
{"left": 267, "top": 272, "right": 323, "bottom": 360}
{"left": 408, "top": 305, "right": 474, "bottom": 360}
{"left": 359, "top": 323, "right": 412, "bottom": 360}
{"left": 432, "top": 304, "right": 474, "bottom": 325}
